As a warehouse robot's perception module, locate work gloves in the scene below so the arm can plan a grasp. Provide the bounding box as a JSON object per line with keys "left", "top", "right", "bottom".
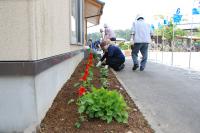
{"left": 96, "top": 61, "right": 108, "bottom": 69}
{"left": 104, "top": 65, "right": 108, "bottom": 69}
{"left": 96, "top": 61, "right": 102, "bottom": 67}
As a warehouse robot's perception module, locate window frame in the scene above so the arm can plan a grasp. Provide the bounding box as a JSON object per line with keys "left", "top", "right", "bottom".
{"left": 70, "top": 0, "right": 84, "bottom": 45}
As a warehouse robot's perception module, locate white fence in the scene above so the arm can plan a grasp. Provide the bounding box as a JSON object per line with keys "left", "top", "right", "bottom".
{"left": 149, "top": 51, "right": 200, "bottom": 72}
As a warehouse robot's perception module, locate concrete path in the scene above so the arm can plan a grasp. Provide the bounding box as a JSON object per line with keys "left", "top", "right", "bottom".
{"left": 115, "top": 59, "right": 200, "bottom": 133}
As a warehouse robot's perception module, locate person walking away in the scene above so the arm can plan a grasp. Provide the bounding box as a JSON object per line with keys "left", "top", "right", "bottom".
{"left": 96, "top": 41, "right": 125, "bottom": 71}
{"left": 131, "top": 14, "right": 153, "bottom": 71}
{"left": 104, "top": 24, "right": 116, "bottom": 41}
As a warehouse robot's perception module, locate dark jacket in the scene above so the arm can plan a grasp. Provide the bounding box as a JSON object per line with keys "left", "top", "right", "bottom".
{"left": 101, "top": 45, "right": 125, "bottom": 64}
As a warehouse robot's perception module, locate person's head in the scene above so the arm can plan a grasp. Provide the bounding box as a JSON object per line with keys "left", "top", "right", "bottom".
{"left": 100, "top": 28, "right": 103, "bottom": 33}
{"left": 104, "top": 23, "right": 108, "bottom": 28}
{"left": 100, "top": 41, "right": 109, "bottom": 51}
{"left": 135, "top": 14, "right": 144, "bottom": 21}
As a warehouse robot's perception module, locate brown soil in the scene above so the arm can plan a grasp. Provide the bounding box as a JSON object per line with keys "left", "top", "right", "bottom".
{"left": 39, "top": 59, "right": 154, "bottom": 133}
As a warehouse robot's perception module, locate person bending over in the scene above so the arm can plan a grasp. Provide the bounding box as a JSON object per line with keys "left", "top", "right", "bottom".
{"left": 96, "top": 41, "right": 125, "bottom": 71}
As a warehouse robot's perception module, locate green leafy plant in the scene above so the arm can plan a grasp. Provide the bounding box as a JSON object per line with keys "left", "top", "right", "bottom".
{"left": 77, "top": 87, "right": 129, "bottom": 124}
{"left": 100, "top": 67, "right": 109, "bottom": 88}
{"left": 100, "top": 77, "right": 108, "bottom": 89}
{"left": 100, "top": 67, "right": 108, "bottom": 78}
{"left": 75, "top": 115, "right": 85, "bottom": 128}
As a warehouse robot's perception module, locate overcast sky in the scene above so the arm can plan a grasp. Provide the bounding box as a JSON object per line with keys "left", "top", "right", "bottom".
{"left": 88, "top": 0, "right": 198, "bottom": 33}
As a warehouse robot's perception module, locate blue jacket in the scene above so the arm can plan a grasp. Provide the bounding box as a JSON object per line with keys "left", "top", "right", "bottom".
{"left": 101, "top": 45, "right": 125, "bottom": 62}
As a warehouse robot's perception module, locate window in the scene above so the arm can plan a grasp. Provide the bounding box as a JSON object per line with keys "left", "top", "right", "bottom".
{"left": 70, "top": 0, "right": 84, "bottom": 45}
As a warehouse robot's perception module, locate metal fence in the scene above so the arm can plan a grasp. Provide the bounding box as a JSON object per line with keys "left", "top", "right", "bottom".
{"left": 148, "top": 45, "right": 200, "bottom": 72}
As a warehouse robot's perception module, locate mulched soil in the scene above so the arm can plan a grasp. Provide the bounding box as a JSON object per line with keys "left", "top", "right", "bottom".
{"left": 38, "top": 58, "right": 154, "bottom": 133}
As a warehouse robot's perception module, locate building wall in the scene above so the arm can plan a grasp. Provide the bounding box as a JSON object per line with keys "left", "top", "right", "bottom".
{"left": 0, "top": 0, "right": 82, "bottom": 61}
{"left": 34, "top": 0, "right": 72, "bottom": 60}
{"left": 0, "top": 53, "right": 84, "bottom": 132}
{"left": 0, "top": 0, "right": 85, "bottom": 132}
{"left": 0, "top": 0, "right": 34, "bottom": 60}
{"left": 0, "top": 76, "right": 37, "bottom": 132}
{"left": 35, "top": 53, "right": 83, "bottom": 121}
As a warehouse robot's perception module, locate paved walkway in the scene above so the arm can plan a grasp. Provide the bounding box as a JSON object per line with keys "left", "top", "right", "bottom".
{"left": 115, "top": 59, "right": 200, "bottom": 133}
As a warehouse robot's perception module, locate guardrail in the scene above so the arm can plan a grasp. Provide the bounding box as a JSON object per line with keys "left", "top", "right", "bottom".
{"left": 148, "top": 51, "right": 200, "bottom": 71}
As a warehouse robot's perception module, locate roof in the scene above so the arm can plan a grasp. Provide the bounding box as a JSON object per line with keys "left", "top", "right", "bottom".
{"left": 84, "top": 0, "right": 105, "bottom": 26}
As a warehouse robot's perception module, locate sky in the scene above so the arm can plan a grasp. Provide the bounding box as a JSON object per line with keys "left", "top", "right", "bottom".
{"left": 88, "top": 0, "right": 199, "bottom": 33}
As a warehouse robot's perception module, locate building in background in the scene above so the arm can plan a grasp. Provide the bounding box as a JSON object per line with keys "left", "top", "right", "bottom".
{"left": 0, "top": 0, "right": 104, "bottom": 132}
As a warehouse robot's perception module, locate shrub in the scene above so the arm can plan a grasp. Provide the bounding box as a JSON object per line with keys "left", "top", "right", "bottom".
{"left": 118, "top": 42, "right": 125, "bottom": 48}
{"left": 118, "top": 42, "right": 130, "bottom": 50}
{"left": 121, "top": 44, "right": 129, "bottom": 50}
{"left": 77, "top": 87, "right": 129, "bottom": 124}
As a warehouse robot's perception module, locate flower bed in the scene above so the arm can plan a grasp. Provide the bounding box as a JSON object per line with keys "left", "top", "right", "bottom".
{"left": 39, "top": 52, "right": 154, "bottom": 133}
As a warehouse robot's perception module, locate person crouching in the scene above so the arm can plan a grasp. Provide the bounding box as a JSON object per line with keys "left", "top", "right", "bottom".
{"left": 96, "top": 40, "right": 125, "bottom": 71}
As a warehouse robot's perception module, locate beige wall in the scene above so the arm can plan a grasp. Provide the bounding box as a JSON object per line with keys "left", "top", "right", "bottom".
{"left": 34, "top": 0, "right": 72, "bottom": 60}
{"left": 0, "top": 1, "right": 34, "bottom": 60}
{"left": 0, "top": 0, "right": 82, "bottom": 61}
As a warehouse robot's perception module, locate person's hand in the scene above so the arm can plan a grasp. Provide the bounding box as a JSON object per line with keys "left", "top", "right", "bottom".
{"left": 104, "top": 65, "right": 108, "bottom": 69}
{"left": 96, "top": 61, "right": 102, "bottom": 67}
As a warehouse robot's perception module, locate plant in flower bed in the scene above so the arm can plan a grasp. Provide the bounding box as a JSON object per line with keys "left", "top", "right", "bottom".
{"left": 73, "top": 51, "right": 95, "bottom": 127}
{"left": 100, "top": 67, "right": 109, "bottom": 88}
{"left": 77, "top": 87, "right": 128, "bottom": 124}
{"left": 77, "top": 52, "right": 94, "bottom": 88}
{"left": 78, "top": 52, "right": 94, "bottom": 89}
{"left": 74, "top": 51, "right": 128, "bottom": 128}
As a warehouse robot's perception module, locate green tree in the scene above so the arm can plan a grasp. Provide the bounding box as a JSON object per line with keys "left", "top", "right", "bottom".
{"left": 115, "top": 29, "right": 132, "bottom": 41}
{"left": 194, "top": 27, "right": 200, "bottom": 37}
{"left": 87, "top": 32, "right": 101, "bottom": 42}
{"left": 156, "top": 20, "right": 186, "bottom": 46}
{"left": 87, "top": 29, "right": 132, "bottom": 42}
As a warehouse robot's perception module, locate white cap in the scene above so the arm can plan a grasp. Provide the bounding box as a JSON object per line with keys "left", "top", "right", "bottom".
{"left": 104, "top": 23, "right": 108, "bottom": 28}
{"left": 135, "top": 14, "right": 144, "bottom": 20}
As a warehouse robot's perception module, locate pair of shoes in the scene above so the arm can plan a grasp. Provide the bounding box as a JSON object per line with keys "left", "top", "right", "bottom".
{"left": 132, "top": 64, "right": 139, "bottom": 71}
{"left": 118, "top": 64, "right": 125, "bottom": 71}
{"left": 140, "top": 66, "right": 145, "bottom": 71}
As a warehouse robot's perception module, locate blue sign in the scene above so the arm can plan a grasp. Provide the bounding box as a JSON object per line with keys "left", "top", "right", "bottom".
{"left": 173, "top": 14, "right": 182, "bottom": 23}
{"left": 173, "top": 8, "right": 182, "bottom": 24}
{"left": 176, "top": 8, "right": 181, "bottom": 15}
{"left": 192, "top": 8, "right": 200, "bottom": 15}
{"left": 163, "top": 19, "right": 169, "bottom": 25}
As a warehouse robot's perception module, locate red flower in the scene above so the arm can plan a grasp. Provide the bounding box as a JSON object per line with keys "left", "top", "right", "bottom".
{"left": 78, "top": 86, "right": 86, "bottom": 96}
{"left": 86, "top": 64, "right": 90, "bottom": 70}
{"left": 80, "top": 74, "right": 87, "bottom": 81}
{"left": 80, "top": 69, "right": 89, "bottom": 81}
{"left": 89, "top": 53, "right": 93, "bottom": 60}
{"left": 85, "top": 69, "right": 89, "bottom": 74}
{"left": 88, "top": 60, "right": 93, "bottom": 66}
